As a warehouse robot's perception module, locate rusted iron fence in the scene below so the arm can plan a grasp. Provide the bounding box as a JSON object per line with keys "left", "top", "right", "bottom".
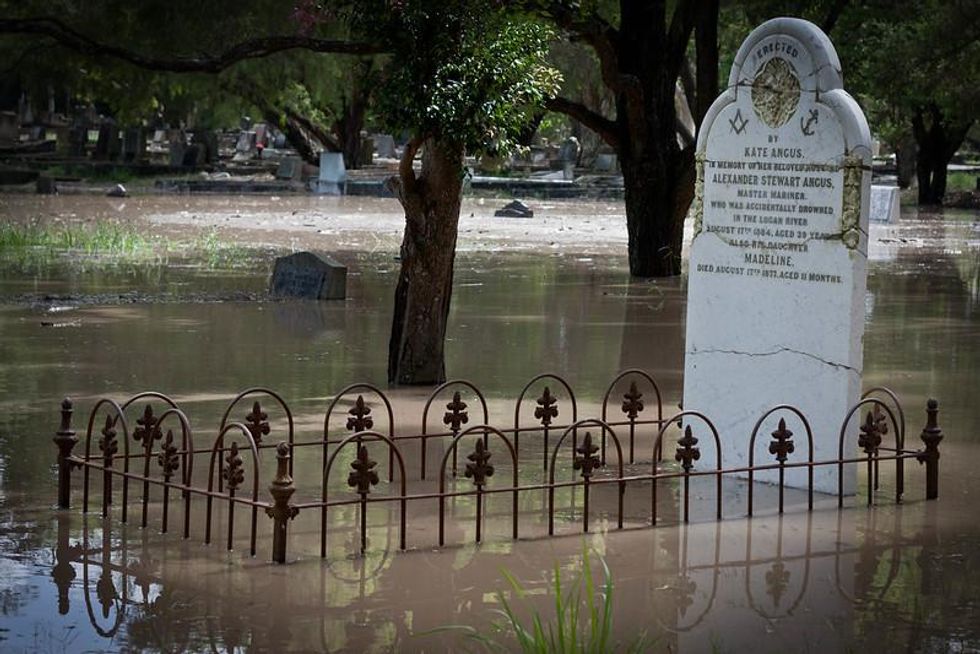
{"left": 52, "top": 370, "right": 944, "bottom": 563}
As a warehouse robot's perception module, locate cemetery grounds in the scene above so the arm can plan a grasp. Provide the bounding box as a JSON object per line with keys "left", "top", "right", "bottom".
{"left": 0, "top": 193, "right": 978, "bottom": 652}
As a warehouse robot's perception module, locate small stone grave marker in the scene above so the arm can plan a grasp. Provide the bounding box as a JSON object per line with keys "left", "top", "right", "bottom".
{"left": 315, "top": 152, "right": 347, "bottom": 195}
{"left": 494, "top": 199, "right": 534, "bottom": 218}
{"left": 869, "top": 185, "right": 900, "bottom": 224}
{"left": 270, "top": 252, "right": 347, "bottom": 300}
{"left": 683, "top": 18, "right": 872, "bottom": 494}
{"left": 276, "top": 156, "right": 304, "bottom": 181}
{"left": 374, "top": 134, "right": 396, "bottom": 158}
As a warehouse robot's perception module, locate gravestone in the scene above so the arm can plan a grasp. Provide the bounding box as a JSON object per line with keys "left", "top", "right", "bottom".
{"left": 67, "top": 125, "right": 88, "bottom": 157}
{"left": 869, "top": 185, "right": 900, "bottom": 224}
{"left": 314, "top": 151, "right": 347, "bottom": 195}
{"left": 494, "top": 199, "right": 534, "bottom": 218}
{"left": 233, "top": 130, "right": 256, "bottom": 161}
{"left": 683, "top": 18, "right": 872, "bottom": 494}
{"left": 373, "top": 133, "right": 396, "bottom": 158}
{"left": 270, "top": 252, "right": 347, "bottom": 300}
{"left": 559, "top": 136, "right": 580, "bottom": 180}
{"left": 276, "top": 156, "right": 304, "bottom": 181}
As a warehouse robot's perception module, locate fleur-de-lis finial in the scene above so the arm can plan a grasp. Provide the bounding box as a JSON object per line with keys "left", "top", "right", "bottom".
{"left": 768, "top": 418, "right": 795, "bottom": 463}
{"left": 443, "top": 391, "right": 469, "bottom": 433}
{"left": 573, "top": 432, "right": 603, "bottom": 479}
{"left": 133, "top": 404, "right": 162, "bottom": 444}
{"left": 222, "top": 441, "right": 245, "bottom": 491}
{"left": 347, "top": 445, "right": 379, "bottom": 495}
{"left": 157, "top": 429, "right": 180, "bottom": 480}
{"left": 534, "top": 387, "right": 559, "bottom": 427}
{"left": 858, "top": 407, "right": 884, "bottom": 455}
{"left": 244, "top": 401, "right": 270, "bottom": 445}
{"left": 99, "top": 414, "right": 118, "bottom": 462}
{"left": 464, "top": 439, "right": 494, "bottom": 487}
{"left": 675, "top": 426, "right": 701, "bottom": 472}
{"left": 621, "top": 381, "right": 644, "bottom": 420}
{"left": 346, "top": 396, "right": 374, "bottom": 432}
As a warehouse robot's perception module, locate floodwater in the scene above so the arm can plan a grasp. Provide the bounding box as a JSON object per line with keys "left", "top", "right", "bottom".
{"left": 0, "top": 195, "right": 978, "bottom": 652}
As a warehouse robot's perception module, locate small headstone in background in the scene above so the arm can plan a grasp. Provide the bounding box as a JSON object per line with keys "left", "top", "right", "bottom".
{"left": 276, "top": 156, "right": 304, "bottom": 181}
{"left": 869, "top": 185, "right": 900, "bottom": 224}
{"left": 594, "top": 152, "right": 618, "bottom": 172}
{"left": 559, "top": 136, "right": 580, "bottom": 180}
{"left": 494, "top": 199, "right": 534, "bottom": 218}
{"left": 270, "top": 252, "right": 347, "bottom": 300}
{"left": 373, "top": 133, "right": 396, "bottom": 158}
{"left": 106, "top": 184, "right": 127, "bottom": 198}
{"left": 233, "top": 131, "right": 256, "bottom": 161}
{"left": 314, "top": 152, "right": 347, "bottom": 195}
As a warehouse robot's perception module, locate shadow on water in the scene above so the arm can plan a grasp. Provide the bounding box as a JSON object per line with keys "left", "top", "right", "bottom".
{"left": 0, "top": 204, "right": 978, "bottom": 651}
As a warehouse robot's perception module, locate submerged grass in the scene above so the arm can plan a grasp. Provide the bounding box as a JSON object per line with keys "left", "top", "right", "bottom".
{"left": 431, "top": 548, "right": 651, "bottom": 653}
{"left": 0, "top": 221, "right": 257, "bottom": 271}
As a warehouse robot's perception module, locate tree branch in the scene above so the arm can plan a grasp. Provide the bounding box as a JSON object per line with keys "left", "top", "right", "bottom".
{"left": 0, "top": 17, "right": 385, "bottom": 73}
{"left": 666, "top": 0, "right": 700, "bottom": 80}
{"left": 545, "top": 96, "right": 620, "bottom": 149}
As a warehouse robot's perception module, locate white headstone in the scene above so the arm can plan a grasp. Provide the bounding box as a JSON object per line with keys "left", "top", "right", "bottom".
{"left": 684, "top": 18, "right": 872, "bottom": 494}
{"left": 315, "top": 151, "right": 347, "bottom": 195}
{"left": 373, "top": 133, "right": 396, "bottom": 159}
{"left": 869, "top": 185, "right": 900, "bottom": 224}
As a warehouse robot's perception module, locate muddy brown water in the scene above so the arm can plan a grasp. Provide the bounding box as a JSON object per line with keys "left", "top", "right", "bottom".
{"left": 0, "top": 196, "right": 978, "bottom": 652}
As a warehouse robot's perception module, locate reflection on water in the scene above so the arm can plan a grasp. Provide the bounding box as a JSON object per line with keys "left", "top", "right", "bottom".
{"left": 0, "top": 205, "right": 978, "bottom": 651}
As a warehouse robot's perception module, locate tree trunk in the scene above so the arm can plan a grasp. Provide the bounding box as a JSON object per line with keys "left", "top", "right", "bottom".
{"left": 387, "top": 138, "right": 465, "bottom": 385}
{"left": 894, "top": 134, "right": 917, "bottom": 189}
{"left": 912, "top": 105, "right": 974, "bottom": 206}
{"left": 620, "top": 144, "right": 693, "bottom": 277}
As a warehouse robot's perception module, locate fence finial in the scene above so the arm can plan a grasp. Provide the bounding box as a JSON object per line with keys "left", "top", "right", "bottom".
{"left": 267, "top": 442, "right": 299, "bottom": 563}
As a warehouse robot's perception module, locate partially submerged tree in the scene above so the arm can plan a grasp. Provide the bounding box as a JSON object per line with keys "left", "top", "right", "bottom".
{"left": 519, "top": 0, "right": 711, "bottom": 277}
{"left": 359, "top": 2, "right": 560, "bottom": 383}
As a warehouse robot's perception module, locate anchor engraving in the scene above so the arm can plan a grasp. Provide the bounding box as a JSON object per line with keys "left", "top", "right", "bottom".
{"left": 800, "top": 109, "right": 818, "bottom": 136}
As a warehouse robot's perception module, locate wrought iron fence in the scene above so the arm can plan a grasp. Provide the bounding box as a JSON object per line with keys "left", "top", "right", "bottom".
{"left": 52, "top": 369, "right": 944, "bottom": 564}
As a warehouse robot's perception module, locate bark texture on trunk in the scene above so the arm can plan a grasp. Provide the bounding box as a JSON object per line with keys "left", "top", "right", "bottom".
{"left": 387, "top": 138, "right": 464, "bottom": 385}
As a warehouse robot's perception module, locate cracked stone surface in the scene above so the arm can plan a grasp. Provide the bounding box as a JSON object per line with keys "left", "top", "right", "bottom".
{"left": 685, "top": 19, "right": 871, "bottom": 495}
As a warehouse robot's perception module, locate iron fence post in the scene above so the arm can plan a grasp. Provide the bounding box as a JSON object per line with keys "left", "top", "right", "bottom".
{"left": 266, "top": 442, "right": 298, "bottom": 563}
{"left": 918, "top": 399, "right": 943, "bottom": 500}
{"left": 54, "top": 398, "right": 78, "bottom": 509}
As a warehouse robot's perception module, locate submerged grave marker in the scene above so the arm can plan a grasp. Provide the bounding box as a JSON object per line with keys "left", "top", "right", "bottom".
{"left": 684, "top": 18, "right": 872, "bottom": 493}
{"left": 270, "top": 252, "right": 347, "bottom": 300}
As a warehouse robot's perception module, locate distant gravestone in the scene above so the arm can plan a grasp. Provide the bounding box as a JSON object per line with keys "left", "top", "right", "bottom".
{"left": 683, "top": 18, "right": 872, "bottom": 494}
{"left": 494, "top": 199, "right": 534, "bottom": 218}
{"left": 373, "top": 133, "right": 396, "bottom": 158}
{"left": 276, "top": 156, "right": 304, "bottom": 181}
{"left": 559, "top": 137, "right": 580, "bottom": 180}
{"left": 67, "top": 125, "right": 87, "bottom": 157}
{"left": 233, "top": 131, "right": 256, "bottom": 161}
{"left": 270, "top": 252, "right": 347, "bottom": 300}
{"left": 869, "top": 185, "right": 900, "bottom": 224}
{"left": 315, "top": 151, "right": 347, "bottom": 195}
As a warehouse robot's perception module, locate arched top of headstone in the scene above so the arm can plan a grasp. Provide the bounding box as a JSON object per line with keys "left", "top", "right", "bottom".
{"left": 698, "top": 17, "right": 870, "bottom": 163}
{"left": 729, "top": 17, "right": 842, "bottom": 92}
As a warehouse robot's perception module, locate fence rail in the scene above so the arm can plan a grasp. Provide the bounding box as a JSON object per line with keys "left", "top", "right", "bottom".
{"left": 52, "top": 370, "right": 945, "bottom": 564}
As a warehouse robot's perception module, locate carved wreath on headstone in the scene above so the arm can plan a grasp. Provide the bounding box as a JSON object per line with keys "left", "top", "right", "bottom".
{"left": 750, "top": 57, "right": 801, "bottom": 128}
